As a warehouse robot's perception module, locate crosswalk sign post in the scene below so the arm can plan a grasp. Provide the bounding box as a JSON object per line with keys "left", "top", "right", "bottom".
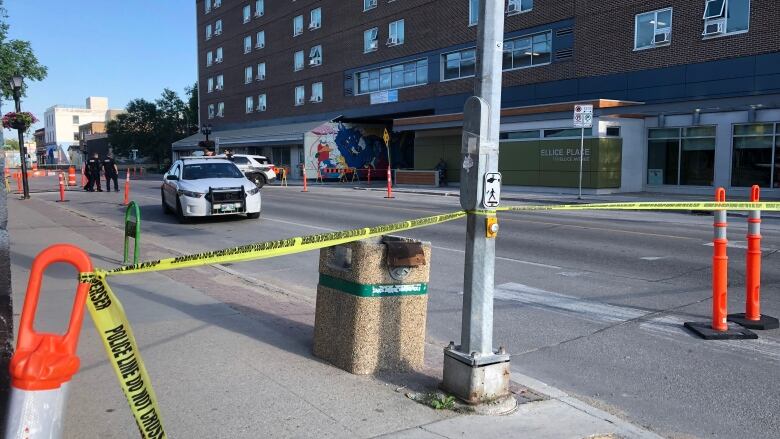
{"left": 573, "top": 105, "right": 593, "bottom": 200}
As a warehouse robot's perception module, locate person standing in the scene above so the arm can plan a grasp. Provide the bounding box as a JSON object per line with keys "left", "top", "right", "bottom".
{"left": 103, "top": 153, "right": 119, "bottom": 192}
{"left": 87, "top": 153, "right": 103, "bottom": 192}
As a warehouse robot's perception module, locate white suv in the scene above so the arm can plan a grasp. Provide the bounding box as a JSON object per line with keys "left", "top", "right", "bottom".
{"left": 161, "top": 157, "right": 261, "bottom": 222}
{"left": 226, "top": 154, "right": 277, "bottom": 187}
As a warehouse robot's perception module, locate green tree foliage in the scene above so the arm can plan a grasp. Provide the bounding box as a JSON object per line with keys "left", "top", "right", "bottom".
{"left": 0, "top": 0, "right": 48, "bottom": 99}
{"left": 184, "top": 82, "right": 199, "bottom": 135}
{"left": 3, "top": 138, "right": 18, "bottom": 150}
{"left": 107, "top": 88, "right": 195, "bottom": 167}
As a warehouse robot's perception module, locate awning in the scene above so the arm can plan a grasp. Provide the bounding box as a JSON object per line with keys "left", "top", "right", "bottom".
{"left": 172, "top": 119, "right": 334, "bottom": 150}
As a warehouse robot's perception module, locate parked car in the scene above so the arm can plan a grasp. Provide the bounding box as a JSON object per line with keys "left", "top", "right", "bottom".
{"left": 226, "top": 154, "right": 277, "bottom": 187}
{"left": 161, "top": 157, "right": 261, "bottom": 222}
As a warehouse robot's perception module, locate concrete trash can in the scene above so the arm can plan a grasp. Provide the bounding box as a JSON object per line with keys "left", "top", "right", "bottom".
{"left": 313, "top": 236, "right": 431, "bottom": 375}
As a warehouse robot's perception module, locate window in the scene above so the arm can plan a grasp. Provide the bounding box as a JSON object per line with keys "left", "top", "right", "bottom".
{"left": 294, "top": 50, "right": 304, "bottom": 71}
{"left": 364, "top": 0, "right": 377, "bottom": 11}
{"left": 256, "top": 31, "right": 265, "bottom": 48}
{"left": 703, "top": 0, "right": 750, "bottom": 36}
{"left": 364, "top": 28, "right": 379, "bottom": 52}
{"left": 215, "top": 19, "right": 222, "bottom": 35}
{"left": 257, "top": 94, "right": 267, "bottom": 112}
{"left": 217, "top": 102, "right": 225, "bottom": 117}
{"left": 243, "top": 5, "right": 251, "bottom": 23}
{"left": 244, "top": 36, "right": 252, "bottom": 53}
{"left": 295, "top": 85, "right": 305, "bottom": 106}
{"left": 73, "top": 132, "right": 79, "bottom": 141}
{"left": 216, "top": 74, "right": 224, "bottom": 90}
{"left": 273, "top": 147, "right": 291, "bottom": 166}
{"left": 606, "top": 126, "right": 621, "bottom": 137}
{"left": 214, "top": 0, "right": 221, "bottom": 8}
{"left": 310, "top": 7, "right": 322, "bottom": 30}
{"left": 311, "top": 82, "right": 323, "bottom": 103}
{"left": 216, "top": 47, "right": 223, "bottom": 62}
{"left": 356, "top": 59, "right": 428, "bottom": 94}
{"left": 442, "top": 48, "right": 476, "bottom": 80}
{"left": 732, "top": 123, "right": 779, "bottom": 188}
{"left": 635, "top": 8, "right": 672, "bottom": 49}
{"left": 72, "top": 115, "right": 79, "bottom": 125}
{"left": 255, "top": 0, "right": 264, "bottom": 17}
{"left": 208, "top": 77, "right": 214, "bottom": 93}
{"left": 245, "top": 66, "right": 253, "bottom": 83}
{"left": 469, "top": 0, "right": 479, "bottom": 26}
{"left": 388, "top": 20, "right": 404, "bottom": 46}
{"left": 206, "top": 51, "right": 213, "bottom": 66}
{"left": 499, "top": 130, "right": 541, "bottom": 140}
{"left": 205, "top": 0, "right": 211, "bottom": 14}
{"left": 257, "top": 62, "right": 266, "bottom": 80}
{"left": 293, "top": 15, "right": 304, "bottom": 36}
{"left": 647, "top": 127, "right": 715, "bottom": 186}
{"left": 208, "top": 104, "right": 215, "bottom": 119}
{"left": 507, "top": 0, "right": 533, "bottom": 15}
{"left": 206, "top": 24, "right": 212, "bottom": 40}
{"left": 246, "top": 96, "right": 254, "bottom": 113}
{"left": 503, "top": 31, "right": 551, "bottom": 70}
{"left": 309, "top": 45, "right": 322, "bottom": 67}
{"left": 544, "top": 128, "right": 589, "bottom": 138}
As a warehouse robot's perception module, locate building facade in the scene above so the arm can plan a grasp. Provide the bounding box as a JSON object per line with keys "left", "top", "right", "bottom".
{"left": 43, "top": 97, "right": 123, "bottom": 165}
{"left": 173, "top": 0, "right": 780, "bottom": 195}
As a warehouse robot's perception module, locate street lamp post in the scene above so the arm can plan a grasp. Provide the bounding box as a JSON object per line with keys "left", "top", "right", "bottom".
{"left": 9, "top": 75, "right": 30, "bottom": 199}
{"left": 201, "top": 124, "right": 212, "bottom": 143}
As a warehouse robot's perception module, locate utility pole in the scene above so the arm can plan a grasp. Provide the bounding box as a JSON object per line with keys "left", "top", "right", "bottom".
{"left": 442, "top": 0, "right": 511, "bottom": 406}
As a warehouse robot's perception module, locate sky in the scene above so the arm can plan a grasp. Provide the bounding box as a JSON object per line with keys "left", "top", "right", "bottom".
{"left": 1, "top": 0, "right": 197, "bottom": 141}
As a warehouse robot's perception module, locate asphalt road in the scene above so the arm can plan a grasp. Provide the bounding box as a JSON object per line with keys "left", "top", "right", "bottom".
{"left": 26, "top": 177, "right": 780, "bottom": 438}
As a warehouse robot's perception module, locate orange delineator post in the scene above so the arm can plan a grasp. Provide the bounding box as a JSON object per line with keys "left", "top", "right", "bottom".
{"left": 384, "top": 166, "right": 394, "bottom": 199}
{"left": 5, "top": 245, "right": 93, "bottom": 439}
{"left": 57, "top": 173, "right": 67, "bottom": 202}
{"left": 684, "top": 188, "right": 757, "bottom": 339}
{"left": 301, "top": 165, "right": 308, "bottom": 192}
{"left": 123, "top": 169, "right": 130, "bottom": 206}
{"left": 15, "top": 171, "right": 22, "bottom": 193}
{"left": 728, "top": 185, "right": 780, "bottom": 330}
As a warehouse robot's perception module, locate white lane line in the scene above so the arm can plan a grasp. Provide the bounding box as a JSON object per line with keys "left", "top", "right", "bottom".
{"left": 495, "top": 282, "right": 780, "bottom": 362}
{"left": 640, "top": 256, "right": 667, "bottom": 261}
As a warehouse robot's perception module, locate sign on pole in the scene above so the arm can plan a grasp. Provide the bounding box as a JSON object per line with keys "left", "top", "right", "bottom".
{"left": 483, "top": 172, "right": 501, "bottom": 208}
{"left": 573, "top": 104, "right": 593, "bottom": 128}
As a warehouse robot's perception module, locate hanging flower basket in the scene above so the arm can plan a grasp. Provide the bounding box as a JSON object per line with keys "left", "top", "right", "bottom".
{"left": 2, "top": 111, "right": 38, "bottom": 132}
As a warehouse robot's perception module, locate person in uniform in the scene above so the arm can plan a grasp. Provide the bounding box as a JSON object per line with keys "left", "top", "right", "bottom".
{"left": 103, "top": 153, "right": 120, "bottom": 192}
{"left": 87, "top": 153, "right": 103, "bottom": 192}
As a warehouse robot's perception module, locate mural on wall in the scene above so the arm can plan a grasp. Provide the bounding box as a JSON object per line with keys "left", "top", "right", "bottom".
{"left": 305, "top": 123, "right": 388, "bottom": 178}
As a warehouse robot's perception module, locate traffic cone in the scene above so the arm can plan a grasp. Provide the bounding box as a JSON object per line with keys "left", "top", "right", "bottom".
{"left": 5, "top": 245, "right": 93, "bottom": 439}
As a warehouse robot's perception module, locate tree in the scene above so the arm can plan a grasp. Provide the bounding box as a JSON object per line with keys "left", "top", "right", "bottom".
{"left": 107, "top": 99, "right": 162, "bottom": 165}
{"left": 3, "top": 138, "right": 17, "bottom": 150}
{"left": 0, "top": 0, "right": 48, "bottom": 99}
{"left": 184, "top": 82, "right": 198, "bottom": 135}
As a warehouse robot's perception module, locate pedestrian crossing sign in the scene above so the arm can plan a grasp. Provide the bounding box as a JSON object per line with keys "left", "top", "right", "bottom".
{"left": 483, "top": 172, "right": 501, "bottom": 208}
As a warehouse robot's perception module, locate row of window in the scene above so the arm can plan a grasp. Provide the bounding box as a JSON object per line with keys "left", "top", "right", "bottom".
{"left": 206, "top": 82, "right": 325, "bottom": 119}
{"left": 293, "top": 8, "right": 321, "bottom": 36}
{"left": 468, "top": 0, "right": 534, "bottom": 26}
{"left": 647, "top": 123, "right": 780, "bottom": 188}
{"left": 242, "top": 1, "right": 265, "bottom": 23}
{"left": 204, "top": 0, "right": 222, "bottom": 14}
{"left": 635, "top": 0, "right": 750, "bottom": 50}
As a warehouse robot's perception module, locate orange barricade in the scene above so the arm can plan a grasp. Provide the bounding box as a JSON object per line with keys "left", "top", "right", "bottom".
{"left": 68, "top": 166, "right": 76, "bottom": 186}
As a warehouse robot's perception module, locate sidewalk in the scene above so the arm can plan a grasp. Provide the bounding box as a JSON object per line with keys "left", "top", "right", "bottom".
{"left": 6, "top": 195, "right": 663, "bottom": 438}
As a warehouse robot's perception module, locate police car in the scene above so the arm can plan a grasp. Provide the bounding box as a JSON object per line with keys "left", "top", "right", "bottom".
{"left": 161, "top": 157, "right": 261, "bottom": 222}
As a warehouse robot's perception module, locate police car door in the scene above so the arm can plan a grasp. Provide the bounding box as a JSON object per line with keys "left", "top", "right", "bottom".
{"left": 164, "top": 162, "right": 182, "bottom": 207}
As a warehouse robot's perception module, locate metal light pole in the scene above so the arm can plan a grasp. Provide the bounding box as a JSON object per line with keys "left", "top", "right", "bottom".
{"left": 10, "top": 75, "right": 30, "bottom": 199}
{"left": 201, "top": 124, "right": 212, "bottom": 144}
{"left": 442, "top": 0, "right": 510, "bottom": 405}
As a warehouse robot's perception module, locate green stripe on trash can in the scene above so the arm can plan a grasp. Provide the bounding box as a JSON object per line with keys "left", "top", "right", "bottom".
{"left": 319, "top": 274, "right": 427, "bottom": 297}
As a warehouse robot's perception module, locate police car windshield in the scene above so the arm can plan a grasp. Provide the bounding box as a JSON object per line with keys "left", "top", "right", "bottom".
{"left": 182, "top": 163, "right": 243, "bottom": 180}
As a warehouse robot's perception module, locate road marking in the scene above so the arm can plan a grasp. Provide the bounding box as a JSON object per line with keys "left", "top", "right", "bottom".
{"left": 640, "top": 256, "right": 667, "bottom": 261}
{"left": 495, "top": 282, "right": 780, "bottom": 362}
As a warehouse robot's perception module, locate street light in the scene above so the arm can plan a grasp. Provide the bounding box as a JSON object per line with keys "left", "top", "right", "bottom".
{"left": 9, "top": 74, "right": 30, "bottom": 199}
{"left": 201, "top": 124, "right": 212, "bottom": 143}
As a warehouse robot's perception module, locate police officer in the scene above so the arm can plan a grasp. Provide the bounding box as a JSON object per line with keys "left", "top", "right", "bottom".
{"left": 103, "top": 153, "right": 119, "bottom": 192}
{"left": 87, "top": 153, "right": 103, "bottom": 192}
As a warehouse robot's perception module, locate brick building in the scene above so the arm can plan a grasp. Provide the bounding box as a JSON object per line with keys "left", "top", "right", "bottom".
{"left": 173, "top": 0, "right": 780, "bottom": 194}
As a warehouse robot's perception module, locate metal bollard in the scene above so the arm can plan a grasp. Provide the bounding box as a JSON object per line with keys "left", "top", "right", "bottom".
{"left": 728, "top": 185, "right": 780, "bottom": 330}
{"left": 5, "top": 245, "right": 93, "bottom": 439}
{"left": 684, "top": 188, "right": 757, "bottom": 339}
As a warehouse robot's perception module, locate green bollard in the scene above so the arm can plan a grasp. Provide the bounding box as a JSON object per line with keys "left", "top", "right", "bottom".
{"left": 123, "top": 201, "right": 141, "bottom": 265}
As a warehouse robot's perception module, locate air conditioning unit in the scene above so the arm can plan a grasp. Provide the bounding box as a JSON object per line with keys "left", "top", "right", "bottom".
{"left": 215, "top": 58, "right": 223, "bottom": 63}
{"left": 654, "top": 30, "right": 670, "bottom": 44}
{"left": 369, "top": 40, "right": 378, "bottom": 51}
{"left": 309, "top": 22, "right": 319, "bottom": 30}
{"left": 387, "top": 37, "right": 398, "bottom": 46}
{"left": 256, "top": 43, "right": 265, "bottom": 49}
{"left": 215, "top": 85, "right": 223, "bottom": 90}
{"left": 254, "top": 11, "right": 263, "bottom": 17}
{"left": 296, "top": 99, "right": 305, "bottom": 105}
{"left": 256, "top": 105, "right": 266, "bottom": 112}
{"left": 506, "top": 2, "right": 519, "bottom": 14}
{"left": 366, "top": 0, "right": 377, "bottom": 7}
{"left": 310, "top": 96, "right": 322, "bottom": 103}
{"left": 256, "top": 75, "right": 265, "bottom": 81}
{"left": 215, "top": 30, "right": 222, "bottom": 36}
{"left": 309, "top": 59, "right": 321, "bottom": 66}
{"left": 703, "top": 20, "right": 725, "bottom": 36}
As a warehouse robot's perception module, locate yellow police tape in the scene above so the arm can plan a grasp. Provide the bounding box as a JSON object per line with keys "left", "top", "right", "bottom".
{"left": 76, "top": 199, "right": 780, "bottom": 435}
{"left": 81, "top": 272, "right": 166, "bottom": 439}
